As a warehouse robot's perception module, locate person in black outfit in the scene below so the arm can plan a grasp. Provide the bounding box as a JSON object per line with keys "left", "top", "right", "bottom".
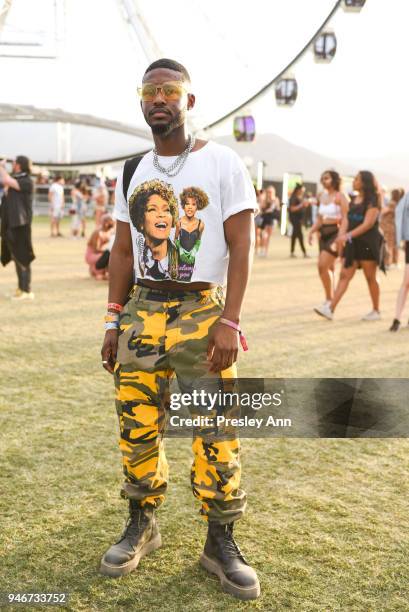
{"left": 314, "top": 171, "right": 385, "bottom": 321}
{"left": 289, "top": 183, "right": 308, "bottom": 257}
{"left": 0, "top": 156, "right": 35, "bottom": 300}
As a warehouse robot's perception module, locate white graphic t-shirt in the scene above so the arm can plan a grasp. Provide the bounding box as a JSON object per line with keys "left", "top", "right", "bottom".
{"left": 113, "top": 141, "right": 257, "bottom": 286}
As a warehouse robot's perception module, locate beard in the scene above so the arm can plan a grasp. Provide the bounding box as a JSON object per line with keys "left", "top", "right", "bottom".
{"left": 148, "top": 108, "right": 186, "bottom": 136}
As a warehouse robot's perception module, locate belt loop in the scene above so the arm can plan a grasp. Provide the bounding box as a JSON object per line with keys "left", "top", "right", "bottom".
{"left": 130, "top": 285, "right": 142, "bottom": 302}
{"left": 216, "top": 285, "right": 224, "bottom": 300}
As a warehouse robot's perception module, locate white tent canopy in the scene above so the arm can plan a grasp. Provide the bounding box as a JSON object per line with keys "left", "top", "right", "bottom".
{"left": 0, "top": 0, "right": 339, "bottom": 164}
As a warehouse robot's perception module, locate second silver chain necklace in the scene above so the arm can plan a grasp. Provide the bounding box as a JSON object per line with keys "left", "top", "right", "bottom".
{"left": 153, "top": 134, "right": 196, "bottom": 178}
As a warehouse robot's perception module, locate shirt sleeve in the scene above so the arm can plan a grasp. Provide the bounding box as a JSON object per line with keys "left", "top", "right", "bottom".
{"left": 367, "top": 195, "right": 380, "bottom": 209}
{"left": 395, "top": 197, "right": 404, "bottom": 243}
{"left": 16, "top": 176, "right": 33, "bottom": 194}
{"left": 220, "top": 151, "right": 258, "bottom": 223}
{"left": 112, "top": 167, "right": 130, "bottom": 223}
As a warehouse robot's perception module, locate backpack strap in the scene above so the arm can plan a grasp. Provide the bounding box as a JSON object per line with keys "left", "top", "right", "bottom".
{"left": 122, "top": 155, "right": 143, "bottom": 201}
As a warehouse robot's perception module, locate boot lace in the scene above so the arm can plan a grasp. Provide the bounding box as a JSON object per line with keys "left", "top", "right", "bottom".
{"left": 222, "top": 525, "right": 244, "bottom": 559}
{"left": 117, "top": 509, "right": 149, "bottom": 546}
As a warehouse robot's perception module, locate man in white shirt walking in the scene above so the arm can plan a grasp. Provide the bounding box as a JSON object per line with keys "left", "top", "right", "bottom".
{"left": 48, "top": 175, "right": 65, "bottom": 237}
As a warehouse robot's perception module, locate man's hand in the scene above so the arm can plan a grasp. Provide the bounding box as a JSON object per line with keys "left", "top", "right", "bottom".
{"left": 207, "top": 323, "right": 239, "bottom": 373}
{"left": 101, "top": 329, "right": 119, "bottom": 374}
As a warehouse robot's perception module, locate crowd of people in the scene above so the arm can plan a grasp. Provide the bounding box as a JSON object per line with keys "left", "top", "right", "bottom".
{"left": 46, "top": 174, "right": 114, "bottom": 240}
{"left": 2, "top": 154, "right": 409, "bottom": 332}
{"left": 46, "top": 174, "right": 116, "bottom": 280}
{"left": 256, "top": 169, "right": 409, "bottom": 331}
{"left": 0, "top": 158, "right": 117, "bottom": 297}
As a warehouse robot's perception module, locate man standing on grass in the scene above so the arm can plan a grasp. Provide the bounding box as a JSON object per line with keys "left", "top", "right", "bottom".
{"left": 48, "top": 175, "right": 65, "bottom": 237}
{"left": 100, "top": 58, "right": 260, "bottom": 601}
{"left": 0, "top": 156, "right": 35, "bottom": 300}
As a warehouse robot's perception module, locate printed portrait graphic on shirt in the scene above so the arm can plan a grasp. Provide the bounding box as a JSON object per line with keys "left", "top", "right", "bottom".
{"left": 128, "top": 179, "right": 209, "bottom": 282}
{"left": 175, "top": 187, "right": 209, "bottom": 281}
{"left": 129, "top": 179, "right": 179, "bottom": 280}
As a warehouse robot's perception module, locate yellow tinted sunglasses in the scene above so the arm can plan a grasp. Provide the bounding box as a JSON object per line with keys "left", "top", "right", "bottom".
{"left": 137, "top": 81, "right": 188, "bottom": 102}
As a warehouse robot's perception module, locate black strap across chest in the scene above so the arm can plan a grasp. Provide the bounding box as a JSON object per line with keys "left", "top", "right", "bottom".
{"left": 122, "top": 156, "right": 143, "bottom": 201}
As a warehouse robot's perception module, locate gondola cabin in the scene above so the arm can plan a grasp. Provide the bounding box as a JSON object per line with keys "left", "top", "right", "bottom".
{"left": 275, "top": 77, "right": 298, "bottom": 107}
{"left": 233, "top": 116, "right": 256, "bottom": 142}
{"left": 314, "top": 31, "right": 337, "bottom": 63}
{"left": 343, "top": 0, "right": 366, "bottom": 12}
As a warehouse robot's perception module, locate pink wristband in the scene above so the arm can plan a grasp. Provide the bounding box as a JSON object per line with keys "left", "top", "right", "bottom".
{"left": 219, "top": 317, "right": 249, "bottom": 351}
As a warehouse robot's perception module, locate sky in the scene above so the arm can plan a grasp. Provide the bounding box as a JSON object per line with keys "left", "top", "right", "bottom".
{"left": 1, "top": 0, "right": 408, "bottom": 170}
{"left": 208, "top": 0, "right": 409, "bottom": 164}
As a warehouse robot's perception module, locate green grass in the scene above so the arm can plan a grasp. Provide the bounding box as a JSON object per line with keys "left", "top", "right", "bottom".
{"left": 1, "top": 218, "right": 409, "bottom": 611}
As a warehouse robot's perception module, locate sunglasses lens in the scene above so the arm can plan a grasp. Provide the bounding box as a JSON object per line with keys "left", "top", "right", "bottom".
{"left": 163, "top": 83, "right": 184, "bottom": 99}
{"left": 139, "top": 82, "right": 186, "bottom": 101}
{"left": 141, "top": 84, "right": 157, "bottom": 100}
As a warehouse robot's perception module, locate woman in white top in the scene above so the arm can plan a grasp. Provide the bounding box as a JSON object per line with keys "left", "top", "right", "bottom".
{"left": 308, "top": 170, "right": 349, "bottom": 307}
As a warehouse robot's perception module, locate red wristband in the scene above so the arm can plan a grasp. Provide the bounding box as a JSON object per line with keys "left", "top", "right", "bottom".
{"left": 107, "top": 302, "right": 123, "bottom": 313}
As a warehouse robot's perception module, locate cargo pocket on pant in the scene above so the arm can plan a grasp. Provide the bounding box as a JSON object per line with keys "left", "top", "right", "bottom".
{"left": 116, "top": 300, "right": 147, "bottom": 365}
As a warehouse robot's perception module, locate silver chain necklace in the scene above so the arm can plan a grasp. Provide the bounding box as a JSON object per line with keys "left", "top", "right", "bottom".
{"left": 153, "top": 134, "right": 196, "bottom": 178}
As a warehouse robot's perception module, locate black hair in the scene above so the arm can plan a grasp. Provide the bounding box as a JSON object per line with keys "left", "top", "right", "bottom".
{"left": 15, "top": 155, "right": 31, "bottom": 174}
{"left": 358, "top": 170, "right": 380, "bottom": 210}
{"left": 293, "top": 183, "right": 304, "bottom": 195}
{"left": 321, "top": 169, "right": 341, "bottom": 192}
{"left": 144, "top": 58, "right": 190, "bottom": 83}
{"left": 289, "top": 183, "right": 304, "bottom": 206}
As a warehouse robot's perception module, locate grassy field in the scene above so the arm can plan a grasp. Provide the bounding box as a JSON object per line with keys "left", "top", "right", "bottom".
{"left": 1, "top": 218, "right": 409, "bottom": 611}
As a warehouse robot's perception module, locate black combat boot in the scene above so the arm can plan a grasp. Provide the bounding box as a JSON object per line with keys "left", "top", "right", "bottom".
{"left": 200, "top": 522, "right": 260, "bottom": 600}
{"left": 100, "top": 500, "right": 161, "bottom": 577}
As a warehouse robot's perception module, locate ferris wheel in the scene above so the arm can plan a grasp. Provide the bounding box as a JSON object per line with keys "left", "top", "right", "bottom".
{"left": 117, "top": 0, "right": 367, "bottom": 151}
{"left": 0, "top": 0, "right": 367, "bottom": 166}
{"left": 219, "top": 0, "right": 366, "bottom": 143}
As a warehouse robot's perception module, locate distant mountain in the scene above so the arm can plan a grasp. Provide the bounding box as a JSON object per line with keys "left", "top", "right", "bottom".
{"left": 215, "top": 133, "right": 405, "bottom": 188}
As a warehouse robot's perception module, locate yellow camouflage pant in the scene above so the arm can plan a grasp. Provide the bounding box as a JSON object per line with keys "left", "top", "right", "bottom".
{"left": 113, "top": 283, "right": 247, "bottom": 524}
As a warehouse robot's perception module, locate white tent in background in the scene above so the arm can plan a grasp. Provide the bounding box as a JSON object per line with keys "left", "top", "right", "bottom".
{"left": 0, "top": 0, "right": 339, "bottom": 165}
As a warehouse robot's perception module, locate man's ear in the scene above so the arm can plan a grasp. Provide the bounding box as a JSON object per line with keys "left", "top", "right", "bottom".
{"left": 187, "top": 93, "right": 195, "bottom": 111}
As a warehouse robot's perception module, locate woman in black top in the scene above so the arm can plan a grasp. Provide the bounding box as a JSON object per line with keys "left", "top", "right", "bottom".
{"left": 289, "top": 183, "right": 308, "bottom": 257}
{"left": 314, "top": 171, "right": 384, "bottom": 321}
